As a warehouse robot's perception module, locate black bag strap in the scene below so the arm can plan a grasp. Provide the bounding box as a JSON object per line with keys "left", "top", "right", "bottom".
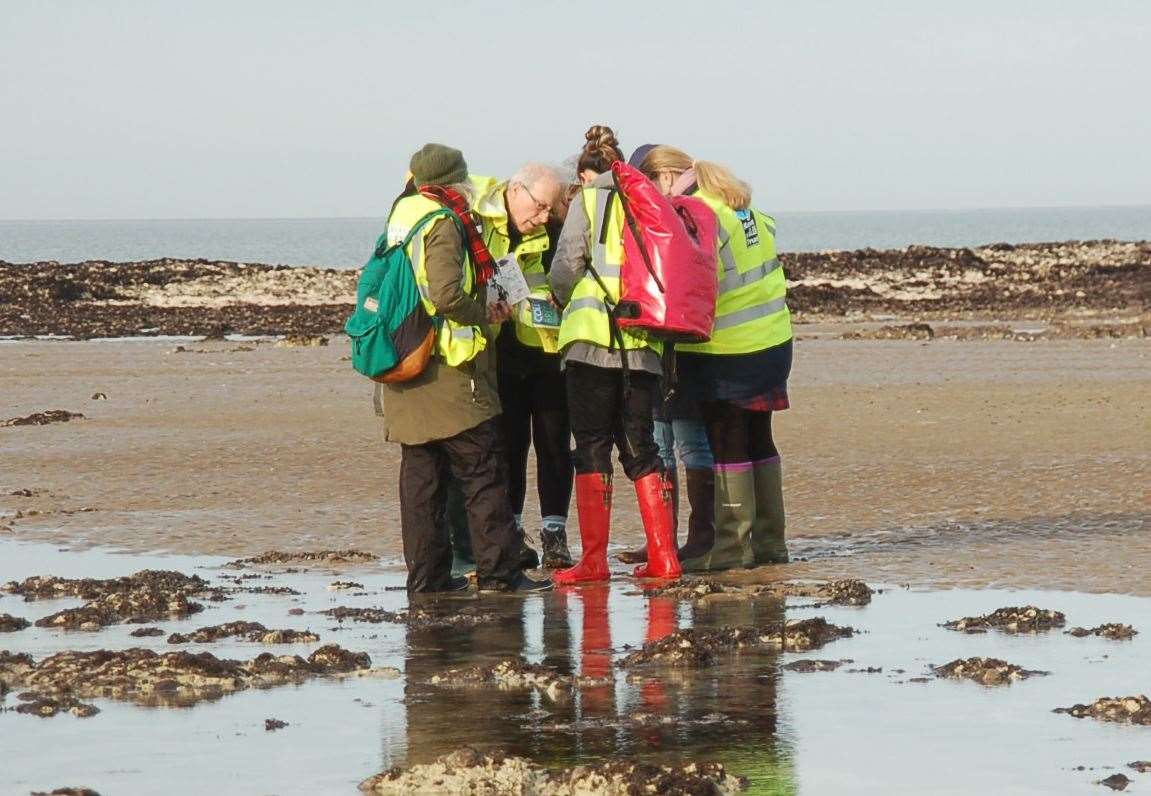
{"left": 583, "top": 187, "right": 632, "bottom": 387}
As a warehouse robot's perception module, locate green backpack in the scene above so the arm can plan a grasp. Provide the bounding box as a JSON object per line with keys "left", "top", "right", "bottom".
{"left": 345, "top": 209, "right": 458, "bottom": 383}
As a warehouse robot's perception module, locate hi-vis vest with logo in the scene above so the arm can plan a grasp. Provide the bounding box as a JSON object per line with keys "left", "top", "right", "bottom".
{"left": 386, "top": 194, "right": 486, "bottom": 367}
{"left": 678, "top": 191, "right": 792, "bottom": 356}
{"left": 469, "top": 176, "right": 553, "bottom": 350}
{"left": 556, "top": 185, "right": 660, "bottom": 354}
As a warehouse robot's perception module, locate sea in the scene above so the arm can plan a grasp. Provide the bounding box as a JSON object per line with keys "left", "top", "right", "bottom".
{"left": 2, "top": 205, "right": 1148, "bottom": 269}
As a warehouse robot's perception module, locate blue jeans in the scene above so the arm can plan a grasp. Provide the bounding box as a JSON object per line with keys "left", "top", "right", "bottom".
{"left": 653, "top": 418, "right": 714, "bottom": 471}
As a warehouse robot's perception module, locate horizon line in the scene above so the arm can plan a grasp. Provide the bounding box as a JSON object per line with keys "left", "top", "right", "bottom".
{"left": 2, "top": 202, "right": 1150, "bottom": 223}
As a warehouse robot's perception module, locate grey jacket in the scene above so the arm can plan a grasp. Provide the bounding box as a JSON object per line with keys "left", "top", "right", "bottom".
{"left": 549, "top": 172, "right": 661, "bottom": 375}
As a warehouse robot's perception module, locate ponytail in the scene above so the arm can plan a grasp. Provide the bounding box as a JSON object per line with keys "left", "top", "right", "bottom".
{"left": 694, "top": 161, "right": 752, "bottom": 211}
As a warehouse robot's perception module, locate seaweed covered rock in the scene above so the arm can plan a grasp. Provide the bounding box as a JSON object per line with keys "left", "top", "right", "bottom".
{"left": 619, "top": 618, "right": 854, "bottom": 669}
{"left": 321, "top": 605, "right": 500, "bottom": 630}
{"left": 783, "top": 659, "right": 851, "bottom": 673}
{"left": 36, "top": 590, "right": 203, "bottom": 630}
{"left": 933, "top": 657, "right": 1049, "bottom": 686}
{"left": 3, "top": 570, "right": 210, "bottom": 601}
{"left": 13, "top": 692, "right": 100, "bottom": 718}
{"left": 650, "top": 578, "right": 873, "bottom": 606}
{"left": 1, "top": 570, "right": 215, "bottom": 630}
{"left": 0, "top": 644, "right": 374, "bottom": 708}
{"left": 1055, "top": 696, "right": 1151, "bottom": 726}
{"left": 429, "top": 660, "right": 594, "bottom": 702}
{"left": 942, "top": 606, "right": 1065, "bottom": 634}
{"left": 1066, "top": 624, "right": 1137, "bottom": 640}
{"left": 167, "top": 621, "right": 319, "bottom": 645}
{"left": 359, "top": 747, "right": 748, "bottom": 795}
{"left": 780, "top": 618, "right": 857, "bottom": 651}
{"left": 1, "top": 410, "right": 84, "bottom": 427}
{"left": 0, "top": 613, "right": 30, "bottom": 632}
{"left": 1099, "top": 773, "right": 1131, "bottom": 791}
{"left": 227, "top": 550, "right": 378, "bottom": 568}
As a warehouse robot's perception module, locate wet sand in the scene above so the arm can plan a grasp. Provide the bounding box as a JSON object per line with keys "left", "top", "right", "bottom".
{"left": 2, "top": 335, "right": 1148, "bottom": 594}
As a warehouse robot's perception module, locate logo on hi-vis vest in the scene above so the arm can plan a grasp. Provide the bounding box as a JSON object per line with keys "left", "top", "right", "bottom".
{"left": 736, "top": 210, "right": 759, "bottom": 247}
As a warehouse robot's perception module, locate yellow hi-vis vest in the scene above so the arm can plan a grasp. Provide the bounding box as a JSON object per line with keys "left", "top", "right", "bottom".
{"left": 469, "top": 176, "right": 555, "bottom": 351}
{"left": 678, "top": 191, "right": 792, "bottom": 356}
{"left": 386, "top": 194, "right": 487, "bottom": 367}
{"left": 556, "top": 185, "right": 660, "bottom": 354}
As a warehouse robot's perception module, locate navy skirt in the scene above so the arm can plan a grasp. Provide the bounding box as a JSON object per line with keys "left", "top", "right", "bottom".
{"left": 675, "top": 339, "right": 793, "bottom": 409}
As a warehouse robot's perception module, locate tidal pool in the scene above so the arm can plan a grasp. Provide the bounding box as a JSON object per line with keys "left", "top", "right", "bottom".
{"left": 1, "top": 539, "right": 1148, "bottom": 795}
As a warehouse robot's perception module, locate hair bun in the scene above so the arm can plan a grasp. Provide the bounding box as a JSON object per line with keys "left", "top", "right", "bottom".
{"left": 584, "top": 125, "right": 618, "bottom": 151}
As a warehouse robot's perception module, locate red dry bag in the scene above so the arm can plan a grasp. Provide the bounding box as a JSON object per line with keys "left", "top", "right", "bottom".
{"left": 611, "top": 161, "right": 718, "bottom": 343}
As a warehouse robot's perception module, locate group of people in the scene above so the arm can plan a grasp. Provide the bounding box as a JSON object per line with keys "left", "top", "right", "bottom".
{"left": 373, "top": 126, "right": 793, "bottom": 594}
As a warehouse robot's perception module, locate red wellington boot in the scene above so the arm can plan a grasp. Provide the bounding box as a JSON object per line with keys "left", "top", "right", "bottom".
{"left": 632, "top": 472, "right": 682, "bottom": 580}
{"left": 554, "top": 473, "right": 613, "bottom": 585}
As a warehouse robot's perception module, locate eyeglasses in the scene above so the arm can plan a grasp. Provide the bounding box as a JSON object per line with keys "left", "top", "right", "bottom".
{"left": 517, "top": 181, "right": 551, "bottom": 215}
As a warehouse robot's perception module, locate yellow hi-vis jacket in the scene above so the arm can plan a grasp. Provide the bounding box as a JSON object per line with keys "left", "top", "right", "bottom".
{"left": 678, "top": 191, "right": 792, "bottom": 355}
{"left": 385, "top": 194, "right": 486, "bottom": 367}
{"left": 468, "top": 176, "right": 555, "bottom": 351}
{"left": 556, "top": 184, "right": 660, "bottom": 354}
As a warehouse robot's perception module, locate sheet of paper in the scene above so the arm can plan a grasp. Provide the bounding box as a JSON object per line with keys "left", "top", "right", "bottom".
{"left": 486, "top": 253, "right": 532, "bottom": 307}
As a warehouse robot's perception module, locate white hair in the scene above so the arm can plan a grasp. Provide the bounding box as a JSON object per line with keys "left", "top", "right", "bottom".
{"left": 510, "top": 162, "right": 562, "bottom": 190}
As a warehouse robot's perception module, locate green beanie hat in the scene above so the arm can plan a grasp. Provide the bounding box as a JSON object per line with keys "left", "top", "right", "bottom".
{"left": 409, "top": 143, "right": 468, "bottom": 187}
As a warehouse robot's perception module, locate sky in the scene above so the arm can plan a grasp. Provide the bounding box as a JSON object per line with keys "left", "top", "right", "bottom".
{"left": 1, "top": 0, "right": 1149, "bottom": 219}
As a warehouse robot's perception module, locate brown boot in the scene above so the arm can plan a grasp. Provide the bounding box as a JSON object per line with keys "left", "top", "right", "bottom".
{"left": 676, "top": 468, "right": 715, "bottom": 561}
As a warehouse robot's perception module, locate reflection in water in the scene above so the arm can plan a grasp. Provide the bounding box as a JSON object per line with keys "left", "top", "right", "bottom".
{"left": 15, "top": 541, "right": 1151, "bottom": 794}
{"left": 395, "top": 585, "right": 796, "bottom": 793}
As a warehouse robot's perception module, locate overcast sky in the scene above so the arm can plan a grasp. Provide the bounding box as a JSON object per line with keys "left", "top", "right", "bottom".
{"left": 2, "top": 1, "right": 1148, "bottom": 219}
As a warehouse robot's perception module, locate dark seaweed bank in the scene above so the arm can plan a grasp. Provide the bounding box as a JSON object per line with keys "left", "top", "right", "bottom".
{"left": 2, "top": 240, "right": 1147, "bottom": 338}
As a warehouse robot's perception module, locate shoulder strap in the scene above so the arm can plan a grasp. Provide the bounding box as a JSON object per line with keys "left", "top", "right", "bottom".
{"left": 612, "top": 170, "right": 664, "bottom": 293}
{"left": 375, "top": 207, "right": 460, "bottom": 259}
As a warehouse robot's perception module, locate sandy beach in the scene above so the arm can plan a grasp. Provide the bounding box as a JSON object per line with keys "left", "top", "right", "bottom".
{"left": 3, "top": 333, "right": 1148, "bottom": 594}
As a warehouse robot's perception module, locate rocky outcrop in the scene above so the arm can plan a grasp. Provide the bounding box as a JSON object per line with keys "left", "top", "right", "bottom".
{"left": 3, "top": 240, "right": 1146, "bottom": 338}
{"left": 359, "top": 747, "right": 748, "bottom": 795}
{"left": 932, "top": 657, "right": 1049, "bottom": 685}
{"left": 0, "top": 644, "right": 378, "bottom": 710}
{"left": 942, "top": 606, "right": 1066, "bottom": 634}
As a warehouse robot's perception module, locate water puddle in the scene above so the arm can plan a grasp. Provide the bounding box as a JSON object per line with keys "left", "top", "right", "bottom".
{"left": 1, "top": 540, "right": 1149, "bottom": 794}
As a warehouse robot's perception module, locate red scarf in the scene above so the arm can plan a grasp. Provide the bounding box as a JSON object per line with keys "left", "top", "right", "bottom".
{"left": 418, "top": 184, "right": 495, "bottom": 285}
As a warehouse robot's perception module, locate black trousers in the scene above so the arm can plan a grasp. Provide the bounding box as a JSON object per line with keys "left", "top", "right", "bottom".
{"left": 498, "top": 369, "right": 574, "bottom": 521}
{"left": 399, "top": 418, "right": 521, "bottom": 592}
{"left": 565, "top": 361, "right": 662, "bottom": 481}
{"left": 699, "top": 401, "right": 778, "bottom": 464}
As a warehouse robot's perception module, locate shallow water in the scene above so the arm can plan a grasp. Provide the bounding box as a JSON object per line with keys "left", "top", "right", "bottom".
{"left": 1, "top": 540, "right": 1150, "bottom": 795}
{"left": 3, "top": 206, "right": 1150, "bottom": 267}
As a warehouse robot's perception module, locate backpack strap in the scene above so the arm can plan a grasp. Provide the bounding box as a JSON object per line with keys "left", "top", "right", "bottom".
{"left": 612, "top": 169, "right": 664, "bottom": 293}
{"left": 374, "top": 207, "right": 462, "bottom": 259}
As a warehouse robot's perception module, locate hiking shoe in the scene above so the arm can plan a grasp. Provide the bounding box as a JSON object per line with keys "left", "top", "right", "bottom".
{"left": 615, "top": 546, "right": 647, "bottom": 564}
{"left": 519, "top": 540, "right": 541, "bottom": 570}
{"left": 478, "top": 572, "right": 554, "bottom": 594}
{"left": 446, "top": 575, "right": 471, "bottom": 592}
{"left": 540, "top": 527, "right": 574, "bottom": 569}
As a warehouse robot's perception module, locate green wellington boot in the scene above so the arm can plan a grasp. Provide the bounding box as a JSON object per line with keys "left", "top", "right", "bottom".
{"left": 750, "top": 457, "right": 789, "bottom": 564}
{"left": 680, "top": 464, "right": 755, "bottom": 572}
